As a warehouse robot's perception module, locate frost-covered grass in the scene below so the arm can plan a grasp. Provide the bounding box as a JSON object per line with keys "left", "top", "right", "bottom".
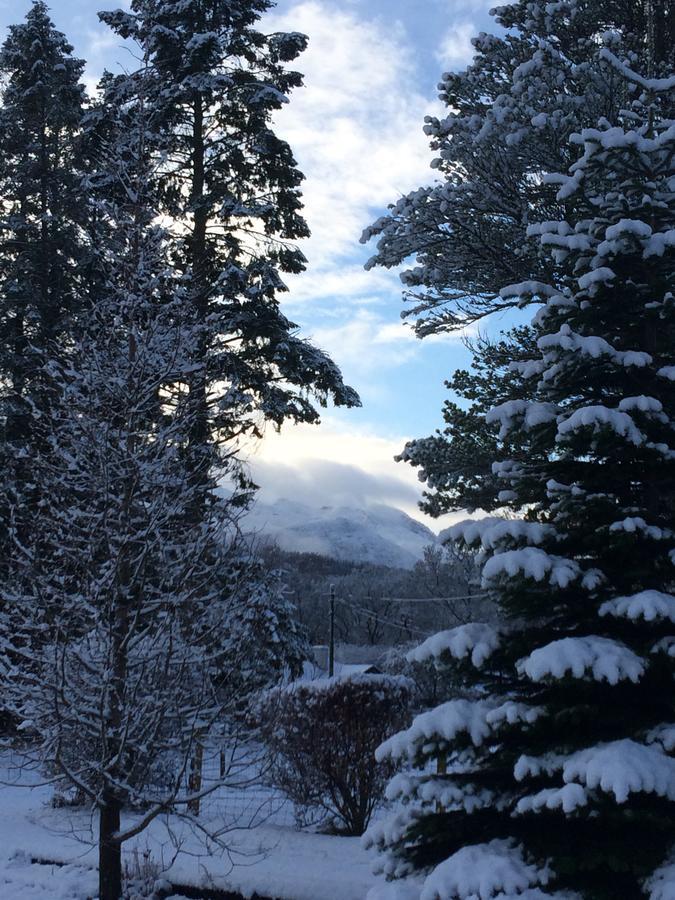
{"left": 0, "top": 751, "right": 377, "bottom": 900}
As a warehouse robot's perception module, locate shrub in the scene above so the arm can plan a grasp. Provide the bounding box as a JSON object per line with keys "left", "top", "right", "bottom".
{"left": 257, "top": 674, "right": 414, "bottom": 835}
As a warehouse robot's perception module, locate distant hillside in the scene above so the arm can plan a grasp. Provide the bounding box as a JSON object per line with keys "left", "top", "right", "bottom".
{"left": 243, "top": 499, "right": 436, "bottom": 568}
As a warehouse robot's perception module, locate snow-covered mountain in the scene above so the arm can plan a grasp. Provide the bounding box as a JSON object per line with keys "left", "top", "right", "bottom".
{"left": 244, "top": 499, "right": 436, "bottom": 569}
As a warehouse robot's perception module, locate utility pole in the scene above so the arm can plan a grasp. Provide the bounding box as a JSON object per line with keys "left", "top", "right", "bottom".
{"left": 329, "top": 583, "right": 335, "bottom": 677}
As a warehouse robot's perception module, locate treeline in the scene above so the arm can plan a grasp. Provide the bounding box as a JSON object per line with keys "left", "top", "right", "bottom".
{"left": 260, "top": 542, "right": 493, "bottom": 645}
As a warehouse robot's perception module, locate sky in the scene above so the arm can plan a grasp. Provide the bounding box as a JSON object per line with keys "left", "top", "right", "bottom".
{"left": 0, "top": 0, "right": 501, "bottom": 527}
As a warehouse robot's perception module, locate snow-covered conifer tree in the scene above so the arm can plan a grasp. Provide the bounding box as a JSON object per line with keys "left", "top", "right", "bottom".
{"left": 0, "top": 69, "right": 286, "bottom": 900}
{"left": 97, "top": 0, "right": 359, "bottom": 508}
{"left": 0, "top": 0, "right": 86, "bottom": 599}
{"left": 397, "top": 327, "right": 540, "bottom": 518}
{"left": 366, "top": 29, "right": 675, "bottom": 900}
{"left": 362, "top": 0, "right": 670, "bottom": 335}
{"left": 223, "top": 565, "right": 309, "bottom": 708}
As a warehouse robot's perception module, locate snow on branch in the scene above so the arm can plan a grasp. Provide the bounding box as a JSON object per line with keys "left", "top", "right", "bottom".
{"left": 608, "top": 517, "right": 671, "bottom": 540}
{"left": 599, "top": 49, "right": 675, "bottom": 93}
{"left": 419, "top": 840, "right": 555, "bottom": 900}
{"left": 499, "top": 281, "right": 563, "bottom": 302}
{"left": 407, "top": 622, "right": 501, "bottom": 668}
{"left": 556, "top": 406, "right": 644, "bottom": 446}
{"left": 376, "top": 699, "right": 541, "bottom": 764}
{"left": 515, "top": 783, "right": 588, "bottom": 816}
{"left": 482, "top": 548, "right": 580, "bottom": 589}
{"left": 486, "top": 400, "right": 558, "bottom": 439}
{"left": 517, "top": 636, "right": 645, "bottom": 685}
{"left": 599, "top": 591, "right": 675, "bottom": 624}
{"left": 537, "top": 325, "right": 653, "bottom": 369}
{"left": 562, "top": 741, "right": 675, "bottom": 804}
{"left": 385, "top": 772, "right": 495, "bottom": 814}
{"left": 376, "top": 700, "right": 495, "bottom": 763}
{"left": 445, "top": 517, "right": 555, "bottom": 551}
{"left": 645, "top": 858, "right": 675, "bottom": 900}
{"left": 516, "top": 741, "right": 675, "bottom": 805}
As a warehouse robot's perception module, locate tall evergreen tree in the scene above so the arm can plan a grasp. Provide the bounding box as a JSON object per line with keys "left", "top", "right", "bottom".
{"left": 361, "top": 0, "right": 672, "bottom": 335}
{"left": 0, "top": 67, "right": 284, "bottom": 900}
{"left": 0, "top": 1, "right": 87, "bottom": 594}
{"left": 98, "top": 0, "right": 359, "bottom": 508}
{"left": 366, "top": 32, "right": 675, "bottom": 900}
{"left": 365, "top": 0, "right": 673, "bottom": 522}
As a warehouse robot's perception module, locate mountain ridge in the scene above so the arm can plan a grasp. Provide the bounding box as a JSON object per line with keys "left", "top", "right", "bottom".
{"left": 244, "top": 499, "right": 436, "bottom": 569}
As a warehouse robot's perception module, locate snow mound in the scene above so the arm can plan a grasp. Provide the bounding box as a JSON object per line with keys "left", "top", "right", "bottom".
{"left": 367, "top": 881, "right": 424, "bottom": 900}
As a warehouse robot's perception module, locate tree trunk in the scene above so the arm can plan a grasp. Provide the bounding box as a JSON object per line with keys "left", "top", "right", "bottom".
{"left": 186, "top": 94, "right": 210, "bottom": 520}
{"left": 188, "top": 738, "right": 204, "bottom": 816}
{"left": 99, "top": 793, "right": 122, "bottom": 900}
{"left": 436, "top": 752, "right": 447, "bottom": 814}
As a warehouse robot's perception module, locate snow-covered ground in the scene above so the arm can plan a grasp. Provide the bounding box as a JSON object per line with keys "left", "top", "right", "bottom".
{"left": 0, "top": 752, "right": 378, "bottom": 899}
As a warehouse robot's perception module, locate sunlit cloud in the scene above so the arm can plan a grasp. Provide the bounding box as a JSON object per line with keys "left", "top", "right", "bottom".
{"left": 436, "top": 21, "right": 476, "bottom": 69}
{"left": 264, "top": 1, "right": 441, "bottom": 309}
{"left": 248, "top": 417, "right": 466, "bottom": 532}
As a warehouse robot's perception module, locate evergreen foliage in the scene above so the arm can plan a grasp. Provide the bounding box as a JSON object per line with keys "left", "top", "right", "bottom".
{"left": 0, "top": 3, "right": 351, "bottom": 898}
{"left": 0, "top": 70, "right": 251, "bottom": 900}
{"left": 98, "top": 0, "right": 359, "bottom": 486}
{"left": 365, "top": 3, "right": 675, "bottom": 899}
{"left": 397, "top": 328, "right": 539, "bottom": 518}
{"left": 0, "top": 0, "right": 87, "bottom": 592}
{"left": 361, "top": 0, "right": 673, "bottom": 335}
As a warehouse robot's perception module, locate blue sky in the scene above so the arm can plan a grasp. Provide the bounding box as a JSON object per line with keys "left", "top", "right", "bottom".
{"left": 0, "top": 0, "right": 501, "bottom": 525}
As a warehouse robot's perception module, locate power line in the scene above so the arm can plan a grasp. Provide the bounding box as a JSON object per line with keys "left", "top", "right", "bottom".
{"left": 335, "top": 596, "right": 432, "bottom": 638}
{"left": 378, "top": 593, "right": 490, "bottom": 604}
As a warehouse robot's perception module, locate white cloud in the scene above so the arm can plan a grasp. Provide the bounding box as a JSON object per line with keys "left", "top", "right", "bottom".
{"left": 250, "top": 418, "right": 422, "bottom": 515}
{"left": 306, "top": 309, "right": 472, "bottom": 385}
{"left": 309, "top": 311, "right": 419, "bottom": 376}
{"left": 435, "top": 21, "right": 476, "bottom": 69}
{"left": 264, "top": 1, "right": 441, "bottom": 307}
{"left": 247, "top": 418, "right": 466, "bottom": 533}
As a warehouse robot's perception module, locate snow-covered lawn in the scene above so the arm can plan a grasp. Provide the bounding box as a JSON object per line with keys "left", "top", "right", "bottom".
{"left": 0, "top": 753, "right": 377, "bottom": 899}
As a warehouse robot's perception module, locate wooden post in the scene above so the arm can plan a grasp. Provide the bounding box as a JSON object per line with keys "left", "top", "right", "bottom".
{"left": 329, "top": 584, "right": 335, "bottom": 677}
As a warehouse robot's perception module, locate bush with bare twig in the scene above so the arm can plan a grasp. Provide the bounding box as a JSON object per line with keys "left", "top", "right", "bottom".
{"left": 256, "top": 674, "right": 414, "bottom": 836}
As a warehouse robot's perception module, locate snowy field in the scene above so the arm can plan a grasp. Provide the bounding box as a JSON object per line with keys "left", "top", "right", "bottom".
{"left": 0, "top": 752, "right": 378, "bottom": 900}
